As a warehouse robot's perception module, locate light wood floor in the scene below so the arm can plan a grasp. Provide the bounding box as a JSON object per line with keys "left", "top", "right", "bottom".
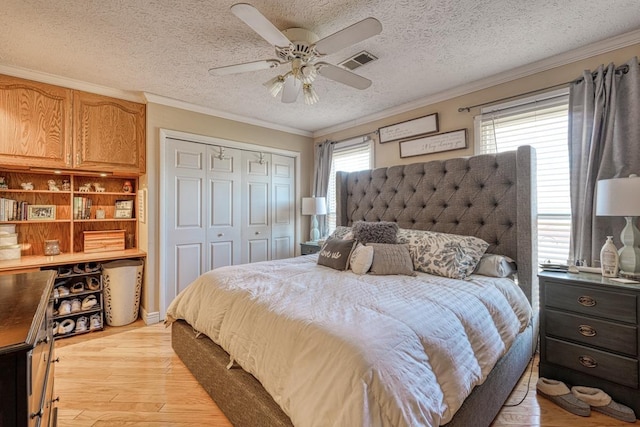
{"left": 55, "top": 322, "right": 632, "bottom": 427}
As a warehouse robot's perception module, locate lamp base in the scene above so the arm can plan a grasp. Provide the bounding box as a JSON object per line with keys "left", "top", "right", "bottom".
{"left": 618, "top": 216, "right": 640, "bottom": 275}
{"left": 309, "top": 214, "right": 320, "bottom": 242}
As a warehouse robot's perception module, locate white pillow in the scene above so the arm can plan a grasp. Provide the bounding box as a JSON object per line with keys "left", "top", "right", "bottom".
{"left": 349, "top": 243, "right": 374, "bottom": 275}
{"left": 473, "top": 254, "right": 516, "bottom": 277}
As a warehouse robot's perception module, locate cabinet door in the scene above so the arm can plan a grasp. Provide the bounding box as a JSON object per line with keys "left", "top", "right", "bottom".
{"left": 73, "top": 91, "right": 145, "bottom": 174}
{"left": 0, "top": 75, "right": 72, "bottom": 168}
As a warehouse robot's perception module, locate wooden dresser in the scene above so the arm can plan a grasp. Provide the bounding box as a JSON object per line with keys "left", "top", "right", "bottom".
{"left": 539, "top": 271, "right": 640, "bottom": 416}
{"left": 0, "top": 270, "right": 57, "bottom": 427}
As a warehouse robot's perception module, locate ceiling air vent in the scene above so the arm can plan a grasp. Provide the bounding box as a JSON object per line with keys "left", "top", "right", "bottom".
{"left": 338, "top": 51, "right": 377, "bottom": 71}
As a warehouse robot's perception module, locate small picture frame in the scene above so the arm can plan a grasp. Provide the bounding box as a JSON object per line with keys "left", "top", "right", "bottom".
{"left": 114, "top": 199, "right": 133, "bottom": 219}
{"left": 28, "top": 205, "right": 56, "bottom": 221}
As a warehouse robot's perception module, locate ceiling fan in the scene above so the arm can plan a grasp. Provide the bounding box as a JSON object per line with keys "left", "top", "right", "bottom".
{"left": 209, "top": 3, "right": 382, "bottom": 105}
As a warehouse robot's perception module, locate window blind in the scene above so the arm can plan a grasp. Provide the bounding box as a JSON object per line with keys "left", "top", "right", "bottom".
{"left": 476, "top": 91, "right": 570, "bottom": 264}
{"left": 326, "top": 138, "right": 373, "bottom": 233}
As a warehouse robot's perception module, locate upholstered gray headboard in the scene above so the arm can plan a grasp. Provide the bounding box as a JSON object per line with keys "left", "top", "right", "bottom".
{"left": 336, "top": 145, "right": 538, "bottom": 305}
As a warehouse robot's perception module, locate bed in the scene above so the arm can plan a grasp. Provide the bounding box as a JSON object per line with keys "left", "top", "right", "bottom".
{"left": 168, "top": 145, "right": 538, "bottom": 427}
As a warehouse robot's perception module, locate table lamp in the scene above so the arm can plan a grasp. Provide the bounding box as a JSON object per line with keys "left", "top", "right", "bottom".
{"left": 302, "top": 197, "right": 327, "bottom": 243}
{"left": 596, "top": 175, "right": 640, "bottom": 276}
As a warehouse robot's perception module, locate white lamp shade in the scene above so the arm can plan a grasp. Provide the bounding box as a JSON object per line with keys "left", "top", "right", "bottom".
{"left": 302, "top": 197, "right": 327, "bottom": 215}
{"left": 596, "top": 176, "right": 640, "bottom": 216}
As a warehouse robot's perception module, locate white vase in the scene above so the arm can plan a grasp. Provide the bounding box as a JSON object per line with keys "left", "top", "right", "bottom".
{"left": 600, "top": 236, "right": 619, "bottom": 278}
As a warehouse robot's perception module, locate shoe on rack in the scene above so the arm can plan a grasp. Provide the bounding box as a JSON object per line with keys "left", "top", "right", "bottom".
{"left": 70, "top": 298, "right": 82, "bottom": 313}
{"left": 536, "top": 378, "right": 590, "bottom": 417}
{"left": 58, "top": 318, "right": 75, "bottom": 334}
{"left": 75, "top": 316, "right": 88, "bottom": 333}
{"left": 572, "top": 386, "right": 636, "bottom": 423}
{"left": 58, "top": 267, "right": 73, "bottom": 277}
{"left": 58, "top": 300, "right": 72, "bottom": 315}
{"left": 70, "top": 281, "right": 84, "bottom": 293}
{"left": 81, "top": 295, "right": 98, "bottom": 310}
{"left": 73, "top": 263, "right": 86, "bottom": 274}
{"left": 89, "top": 314, "right": 102, "bottom": 331}
{"left": 52, "top": 321, "right": 59, "bottom": 336}
{"left": 85, "top": 262, "right": 101, "bottom": 273}
{"left": 56, "top": 285, "right": 70, "bottom": 297}
{"left": 86, "top": 276, "right": 100, "bottom": 291}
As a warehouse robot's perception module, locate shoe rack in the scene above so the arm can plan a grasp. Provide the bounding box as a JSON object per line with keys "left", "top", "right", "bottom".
{"left": 49, "top": 262, "right": 104, "bottom": 339}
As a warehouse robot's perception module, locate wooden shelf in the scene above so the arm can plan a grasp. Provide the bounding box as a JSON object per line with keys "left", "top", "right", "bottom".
{"left": 0, "top": 189, "right": 72, "bottom": 194}
{"left": 0, "top": 220, "right": 71, "bottom": 224}
{"left": 0, "top": 249, "right": 146, "bottom": 272}
{"left": 74, "top": 218, "right": 136, "bottom": 223}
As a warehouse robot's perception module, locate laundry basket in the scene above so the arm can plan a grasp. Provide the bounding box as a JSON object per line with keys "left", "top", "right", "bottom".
{"left": 102, "top": 259, "right": 144, "bottom": 326}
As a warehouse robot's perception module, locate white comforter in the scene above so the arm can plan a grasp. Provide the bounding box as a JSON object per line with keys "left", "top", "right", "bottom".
{"left": 166, "top": 255, "right": 531, "bottom": 427}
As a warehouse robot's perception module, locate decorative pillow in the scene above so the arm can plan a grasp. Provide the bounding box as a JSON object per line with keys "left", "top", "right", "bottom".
{"left": 397, "top": 229, "right": 489, "bottom": 279}
{"left": 352, "top": 221, "right": 399, "bottom": 244}
{"left": 317, "top": 239, "right": 355, "bottom": 271}
{"left": 328, "top": 226, "right": 352, "bottom": 240}
{"left": 367, "top": 243, "right": 416, "bottom": 276}
{"left": 349, "top": 243, "right": 374, "bottom": 275}
{"left": 473, "top": 254, "right": 517, "bottom": 278}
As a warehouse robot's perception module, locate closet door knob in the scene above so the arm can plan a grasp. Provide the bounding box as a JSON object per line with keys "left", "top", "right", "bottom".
{"left": 217, "top": 233, "right": 224, "bottom": 237}
{"left": 255, "top": 231, "right": 261, "bottom": 235}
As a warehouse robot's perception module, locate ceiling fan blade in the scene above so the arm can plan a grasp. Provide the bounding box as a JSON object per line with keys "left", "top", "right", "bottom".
{"left": 316, "top": 63, "right": 372, "bottom": 90}
{"left": 314, "top": 17, "right": 382, "bottom": 55}
{"left": 281, "top": 75, "right": 302, "bottom": 103}
{"left": 231, "top": 3, "right": 291, "bottom": 47}
{"left": 209, "top": 59, "right": 281, "bottom": 76}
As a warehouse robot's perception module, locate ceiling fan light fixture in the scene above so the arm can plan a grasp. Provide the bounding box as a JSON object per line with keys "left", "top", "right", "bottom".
{"left": 265, "top": 75, "right": 286, "bottom": 97}
{"left": 303, "top": 84, "right": 319, "bottom": 105}
{"left": 300, "top": 64, "right": 318, "bottom": 84}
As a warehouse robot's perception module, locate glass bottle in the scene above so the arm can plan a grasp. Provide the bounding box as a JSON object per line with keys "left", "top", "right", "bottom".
{"left": 600, "top": 236, "right": 619, "bottom": 278}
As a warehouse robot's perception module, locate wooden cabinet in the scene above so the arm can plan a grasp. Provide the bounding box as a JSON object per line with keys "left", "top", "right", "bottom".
{"left": 73, "top": 91, "right": 146, "bottom": 174}
{"left": 539, "top": 271, "right": 640, "bottom": 416}
{"left": 300, "top": 242, "right": 321, "bottom": 255}
{"left": 0, "top": 270, "right": 57, "bottom": 427}
{"left": 0, "top": 74, "right": 73, "bottom": 169}
{"left": 0, "top": 74, "right": 145, "bottom": 175}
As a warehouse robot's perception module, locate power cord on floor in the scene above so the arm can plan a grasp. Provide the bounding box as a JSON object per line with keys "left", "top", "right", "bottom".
{"left": 502, "top": 339, "right": 539, "bottom": 408}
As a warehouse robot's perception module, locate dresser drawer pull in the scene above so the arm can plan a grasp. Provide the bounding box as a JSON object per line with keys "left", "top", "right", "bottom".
{"left": 578, "top": 325, "right": 596, "bottom": 337}
{"left": 577, "top": 296, "right": 596, "bottom": 307}
{"left": 578, "top": 355, "right": 598, "bottom": 368}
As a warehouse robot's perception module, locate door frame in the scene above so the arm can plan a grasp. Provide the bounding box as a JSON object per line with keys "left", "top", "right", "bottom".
{"left": 159, "top": 128, "right": 301, "bottom": 320}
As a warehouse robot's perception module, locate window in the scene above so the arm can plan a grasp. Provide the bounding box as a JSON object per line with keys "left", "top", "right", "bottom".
{"left": 326, "top": 137, "right": 373, "bottom": 234}
{"left": 475, "top": 89, "right": 570, "bottom": 264}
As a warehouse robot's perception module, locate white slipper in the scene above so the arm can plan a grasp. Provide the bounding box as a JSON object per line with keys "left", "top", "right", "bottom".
{"left": 75, "top": 316, "right": 88, "bottom": 333}
{"left": 81, "top": 295, "right": 97, "bottom": 310}
{"left": 58, "top": 318, "right": 75, "bottom": 334}
{"left": 90, "top": 314, "right": 102, "bottom": 330}
{"left": 536, "top": 378, "right": 590, "bottom": 417}
{"left": 572, "top": 386, "right": 636, "bottom": 423}
{"left": 58, "top": 300, "right": 72, "bottom": 315}
{"left": 70, "top": 298, "right": 81, "bottom": 313}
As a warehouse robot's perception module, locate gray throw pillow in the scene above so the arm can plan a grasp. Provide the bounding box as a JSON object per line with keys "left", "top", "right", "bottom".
{"left": 317, "top": 239, "right": 356, "bottom": 271}
{"left": 352, "top": 221, "right": 399, "bottom": 244}
{"left": 367, "top": 243, "right": 416, "bottom": 276}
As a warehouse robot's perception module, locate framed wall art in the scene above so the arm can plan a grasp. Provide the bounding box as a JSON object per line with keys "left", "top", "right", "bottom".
{"left": 27, "top": 205, "right": 56, "bottom": 221}
{"left": 378, "top": 113, "right": 438, "bottom": 143}
{"left": 114, "top": 199, "right": 134, "bottom": 219}
{"left": 399, "top": 129, "right": 467, "bottom": 158}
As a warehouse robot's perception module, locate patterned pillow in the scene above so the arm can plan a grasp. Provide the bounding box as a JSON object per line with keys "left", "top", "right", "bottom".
{"left": 317, "top": 239, "right": 356, "bottom": 271}
{"left": 352, "top": 221, "right": 399, "bottom": 244}
{"left": 367, "top": 243, "right": 416, "bottom": 276}
{"left": 397, "top": 229, "right": 489, "bottom": 279}
{"left": 349, "top": 243, "right": 374, "bottom": 275}
{"left": 328, "top": 226, "right": 352, "bottom": 240}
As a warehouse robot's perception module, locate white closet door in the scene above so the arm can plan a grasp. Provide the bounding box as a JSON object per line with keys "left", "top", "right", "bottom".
{"left": 207, "top": 146, "right": 241, "bottom": 270}
{"left": 271, "top": 154, "right": 295, "bottom": 260}
{"left": 241, "top": 151, "right": 271, "bottom": 264}
{"left": 164, "top": 138, "right": 206, "bottom": 303}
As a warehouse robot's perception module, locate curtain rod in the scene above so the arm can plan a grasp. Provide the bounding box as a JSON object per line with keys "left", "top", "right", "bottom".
{"left": 458, "top": 61, "right": 635, "bottom": 113}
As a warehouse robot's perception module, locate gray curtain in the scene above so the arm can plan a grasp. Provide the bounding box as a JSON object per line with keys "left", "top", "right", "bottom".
{"left": 312, "top": 140, "right": 335, "bottom": 238}
{"left": 569, "top": 57, "right": 640, "bottom": 265}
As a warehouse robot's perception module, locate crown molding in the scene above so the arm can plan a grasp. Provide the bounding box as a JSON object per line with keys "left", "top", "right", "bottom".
{"left": 143, "top": 93, "right": 312, "bottom": 137}
{"left": 312, "top": 28, "right": 640, "bottom": 138}
{"left": 0, "top": 64, "right": 145, "bottom": 103}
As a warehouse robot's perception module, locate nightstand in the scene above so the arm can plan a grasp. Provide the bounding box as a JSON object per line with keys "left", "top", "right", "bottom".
{"left": 539, "top": 271, "right": 640, "bottom": 416}
{"left": 300, "top": 242, "right": 321, "bottom": 255}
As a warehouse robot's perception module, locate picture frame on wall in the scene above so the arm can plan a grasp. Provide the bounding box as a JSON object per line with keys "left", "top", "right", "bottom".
{"left": 378, "top": 113, "right": 439, "bottom": 143}
{"left": 399, "top": 129, "right": 467, "bottom": 158}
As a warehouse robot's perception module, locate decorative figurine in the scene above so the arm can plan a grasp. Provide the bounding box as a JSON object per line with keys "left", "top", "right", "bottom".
{"left": 0, "top": 177, "right": 7, "bottom": 189}
{"left": 122, "top": 180, "right": 133, "bottom": 193}
{"left": 20, "top": 182, "right": 34, "bottom": 190}
{"left": 62, "top": 179, "right": 71, "bottom": 191}
{"left": 78, "top": 183, "right": 92, "bottom": 192}
{"left": 47, "top": 180, "right": 60, "bottom": 191}
{"left": 93, "top": 183, "right": 106, "bottom": 193}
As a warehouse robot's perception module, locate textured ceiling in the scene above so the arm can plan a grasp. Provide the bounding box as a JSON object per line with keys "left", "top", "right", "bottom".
{"left": 1, "top": 0, "right": 639, "bottom": 134}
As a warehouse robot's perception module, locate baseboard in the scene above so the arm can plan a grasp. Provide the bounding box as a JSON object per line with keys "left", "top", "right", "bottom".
{"left": 141, "top": 307, "right": 160, "bottom": 325}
